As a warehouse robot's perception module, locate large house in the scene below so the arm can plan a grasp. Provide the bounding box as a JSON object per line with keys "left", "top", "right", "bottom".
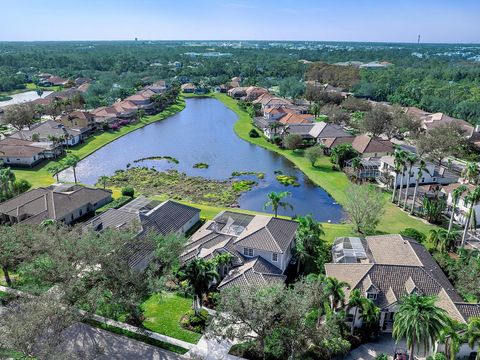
{"left": 84, "top": 196, "right": 200, "bottom": 271}
{"left": 10, "top": 120, "right": 82, "bottom": 147}
{"left": 181, "top": 83, "right": 196, "bottom": 93}
{"left": 0, "top": 137, "right": 46, "bottom": 167}
{"left": 323, "top": 134, "right": 394, "bottom": 158}
{"left": 181, "top": 211, "right": 298, "bottom": 290}
{"left": 0, "top": 184, "right": 112, "bottom": 225}
{"left": 326, "top": 234, "right": 480, "bottom": 356}
{"left": 57, "top": 111, "right": 96, "bottom": 136}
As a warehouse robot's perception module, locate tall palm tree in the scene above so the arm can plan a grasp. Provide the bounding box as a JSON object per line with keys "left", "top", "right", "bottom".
{"left": 324, "top": 276, "right": 350, "bottom": 312}
{"left": 391, "top": 149, "right": 406, "bottom": 202}
{"left": 448, "top": 184, "right": 468, "bottom": 233}
{"left": 294, "top": 215, "right": 325, "bottom": 273}
{"left": 183, "top": 258, "right": 219, "bottom": 315}
{"left": 463, "top": 162, "right": 479, "bottom": 184}
{"left": 395, "top": 150, "right": 407, "bottom": 205}
{"left": 403, "top": 153, "right": 418, "bottom": 210}
{"left": 264, "top": 191, "right": 293, "bottom": 218}
{"left": 465, "top": 317, "right": 480, "bottom": 360}
{"left": 410, "top": 159, "right": 429, "bottom": 215}
{"left": 439, "top": 319, "right": 465, "bottom": 360}
{"left": 461, "top": 187, "right": 480, "bottom": 248}
{"left": 393, "top": 294, "right": 449, "bottom": 360}
{"left": 63, "top": 154, "right": 80, "bottom": 184}
{"left": 347, "top": 289, "right": 364, "bottom": 335}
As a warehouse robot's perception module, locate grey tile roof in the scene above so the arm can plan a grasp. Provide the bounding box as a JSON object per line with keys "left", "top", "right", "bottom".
{"left": 0, "top": 184, "right": 112, "bottom": 224}
{"left": 326, "top": 234, "right": 469, "bottom": 322}
{"left": 217, "top": 256, "right": 286, "bottom": 290}
{"left": 10, "top": 120, "right": 81, "bottom": 142}
{"left": 455, "top": 303, "right": 480, "bottom": 321}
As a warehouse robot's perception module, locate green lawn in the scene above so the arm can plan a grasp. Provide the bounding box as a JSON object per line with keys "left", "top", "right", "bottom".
{"left": 0, "top": 82, "right": 61, "bottom": 97}
{"left": 142, "top": 292, "right": 202, "bottom": 344}
{"left": 12, "top": 98, "right": 186, "bottom": 188}
{"left": 212, "top": 93, "right": 437, "bottom": 237}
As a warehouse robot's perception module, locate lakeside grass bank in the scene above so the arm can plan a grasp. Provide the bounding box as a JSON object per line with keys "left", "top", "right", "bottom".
{"left": 13, "top": 98, "right": 186, "bottom": 188}
{"left": 210, "top": 92, "right": 436, "bottom": 236}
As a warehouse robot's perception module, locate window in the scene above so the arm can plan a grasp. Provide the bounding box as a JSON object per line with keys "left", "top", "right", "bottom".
{"left": 243, "top": 248, "right": 253, "bottom": 257}
{"left": 272, "top": 253, "right": 278, "bottom": 262}
{"left": 366, "top": 292, "right": 377, "bottom": 300}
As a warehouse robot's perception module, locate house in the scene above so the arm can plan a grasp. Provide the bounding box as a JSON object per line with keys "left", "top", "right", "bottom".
{"left": 112, "top": 100, "right": 139, "bottom": 120}
{"left": 441, "top": 183, "right": 480, "bottom": 227}
{"left": 84, "top": 196, "right": 200, "bottom": 271}
{"left": 281, "top": 123, "right": 315, "bottom": 140}
{"left": 263, "top": 105, "right": 308, "bottom": 120}
{"left": 181, "top": 211, "right": 298, "bottom": 290}
{"left": 181, "top": 83, "right": 196, "bottom": 93}
{"left": 10, "top": 120, "right": 82, "bottom": 147}
{"left": 308, "top": 122, "right": 351, "bottom": 144}
{"left": 227, "top": 87, "right": 248, "bottom": 99}
{"left": 40, "top": 76, "right": 69, "bottom": 87}
{"left": 326, "top": 234, "right": 480, "bottom": 354}
{"left": 261, "top": 97, "right": 293, "bottom": 111}
{"left": 323, "top": 134, "right": 394, "bottom": 158}
{"left": 230, "top": 76, "right": 242, "bottom": 88}
{"left": 57, "top": 111, "right": 96, "bottom": 136}
{"left": 378, "top": 156, "right": 458, "bottom": 188}
{"left": 91, "top": 106, "right": 118, "bottom": 125}
{"left": 278, "top": 113, "right": 314, "bottom": 125}
{"left": 0, "top": 138, "right": 46, "bottom": 167}
{"left": 124, "top": 94, "right": 154, "bottom": 113}
{"left": 0, "top": 184, "right": 112, "bottom": 225}
{"left": 245, "top": 86, "right": 269, "bottom": 101}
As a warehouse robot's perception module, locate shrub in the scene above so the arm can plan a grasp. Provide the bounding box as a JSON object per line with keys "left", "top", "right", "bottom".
{"left": 400, "top": 228, "right": 426, "bottom": 243}
{"left": 249, "top": 128, "right": 260, "bottom": 138}
{"left": 121, "top": 186, "right": 135, "bottom": 197}
{"left": 180, "top": 309, "right": 209, "bottom": 333}
{"left": 283, "top": 134, "right": 303, "bottom": 150}
{"left": 304, "top": 145, "right": 324, "bottom": 166}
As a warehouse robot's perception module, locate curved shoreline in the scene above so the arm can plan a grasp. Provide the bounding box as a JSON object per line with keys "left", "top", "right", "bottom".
{"left": 13, "top": 97, "right": 186, "bottom": 187}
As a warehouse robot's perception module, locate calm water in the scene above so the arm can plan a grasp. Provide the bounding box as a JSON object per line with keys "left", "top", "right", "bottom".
{"left": 60, "top": 98, "right": 344, "bottom": 222}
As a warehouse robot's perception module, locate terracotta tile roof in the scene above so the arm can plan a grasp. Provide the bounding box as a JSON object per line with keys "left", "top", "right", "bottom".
{"left": 278, "top": 113, "right": 313, "bottom": 125}
{"left": 322, "top": 136, "right": 355, "bottom": 149}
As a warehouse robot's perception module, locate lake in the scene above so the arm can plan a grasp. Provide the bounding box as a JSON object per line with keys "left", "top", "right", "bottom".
{"left": 60, "top": 98, "right": 345, "bottom": 222}
{"left": 0, "top": 90, "right": 53, "bottom": 107}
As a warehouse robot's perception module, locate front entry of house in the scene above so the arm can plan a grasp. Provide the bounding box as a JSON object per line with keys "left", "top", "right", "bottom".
{"left": 380, "top": 310, "right": 394, "bottom": 332}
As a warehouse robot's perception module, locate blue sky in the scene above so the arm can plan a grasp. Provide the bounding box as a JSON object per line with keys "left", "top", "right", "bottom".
{"left": 1, "top": 0, "right": 479, "bottom": 43}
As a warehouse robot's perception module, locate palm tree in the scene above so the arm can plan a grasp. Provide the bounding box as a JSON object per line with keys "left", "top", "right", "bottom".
{"left": 264, "top": 191, "right": 293, "bottom": 218}
{"left": 392, "top": 294, "right": 449, "bottom": 360}
{"left": 63, "top": 154, "right": 80, "bottom": 184}
{"left": 395, "top": 150, "right": 407, "bottom": 205}
{"left": 268, "top": 122, "right": 284, "bottom": 137}
{"left": 448, "top": 185, "right": 468, "bottom": 233}
{"left": 46, "top": 164, "right": 62, "bottom": 183}
{"left": 410, "top": 159, "right": 429, "bottom": 215}
{"left": 428, "top": 229, "right": 459, "bottom": 254}
{"left": 324, "top": 276, "right": 350, "bottom": 312}
{"left": 461, "top": 187, "right": 480, "bottom": 248}
{"left": 403, "top": 153, "right": 418, "bottom": 210}
{"left": 347, "top": 289, "right": 364, "bottom": 335}
{"left": 360, "top": 298, "right": 380, "bottom": 335}
{"left": 391, "top": 149, "right": 406, "bottom": 202}
{"left": 439, "top": 319, "right": 465, "bottom": 360}
{"left": 213, "top": 253, "right": 233, "bottom": 277}
{"left": 294, "top": 215, "right": 325, "bottom": 273}
{"left": 98, "top": 175, "right": 109, "bottom": 189}
{"left": 463, "top": 162, "right": 479, "bottom": 184}
{"left": 0, "top": 167, "right": 16, "bottom": 199}
{"left": 465, "top": 317, "right": 480, "bottom": 360}
{"left": 183, "top": 258, "right": 219, "bottom": 315}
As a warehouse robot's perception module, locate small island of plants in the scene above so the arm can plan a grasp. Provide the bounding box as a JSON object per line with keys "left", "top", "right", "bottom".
{"left": 133, "top": 156, "right": 179, "bottom": 164}
{"left": 193, "top": 162, "right": 209, "bottom": 169}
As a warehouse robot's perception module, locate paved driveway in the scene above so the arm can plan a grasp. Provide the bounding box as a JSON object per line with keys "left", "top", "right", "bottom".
{"left": 343, "top": 334, "right": 410, "bottom": 360}
{"left": 58, "top": 323, "right": 184, "bottom": 360}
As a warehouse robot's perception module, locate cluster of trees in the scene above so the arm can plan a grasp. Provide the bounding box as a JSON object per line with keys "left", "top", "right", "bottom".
{"left": 306, "top": 62, "right": 360, "bottom": 89}
{"left": 0, "top": 167, "right": 31, "bottom": 202}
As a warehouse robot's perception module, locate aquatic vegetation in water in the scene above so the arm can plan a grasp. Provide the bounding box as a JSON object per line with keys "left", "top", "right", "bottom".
{"left": 276, "top": 175, "right": 300, "bottom": 187}
{"left": 193, "top": 162, "right": 209, "bottom": 169}
{"left": 104, "top": 167, "right": 253, "bottom": 207}
{"left": 232, "top": 180, "right": 257, "bottom": 192}
{"left": 133, "top": 156, "right": 179, "bottom": 164}
{"left": 231, "top": 171, "right": 265, "bottom": 180}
